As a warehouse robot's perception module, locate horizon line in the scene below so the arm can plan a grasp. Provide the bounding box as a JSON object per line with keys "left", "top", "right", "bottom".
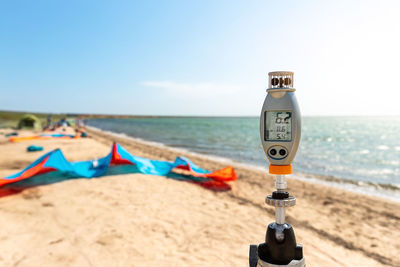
{"left": 1, "top": 110, "right": 400, "bottom": 118}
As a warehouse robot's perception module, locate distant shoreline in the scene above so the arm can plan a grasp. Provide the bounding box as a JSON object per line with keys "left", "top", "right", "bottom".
{"left": 2, "top": 111, "right": 400, "bottom": 202}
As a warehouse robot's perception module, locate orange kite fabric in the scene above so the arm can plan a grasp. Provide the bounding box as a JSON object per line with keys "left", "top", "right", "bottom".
{"left": 9, "top": 133, "right": 80, "bottom": 142}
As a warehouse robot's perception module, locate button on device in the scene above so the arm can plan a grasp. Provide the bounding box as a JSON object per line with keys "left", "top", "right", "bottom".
{"left": 270, "top": 149, "right": 277, "bottom": 156}
{"left": 279, "top": 149, "right": 286, "bottom": 156}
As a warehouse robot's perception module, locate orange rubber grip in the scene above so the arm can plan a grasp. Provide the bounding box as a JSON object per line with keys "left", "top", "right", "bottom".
{"left": 269, "top": 164, "right": 292, "bottom": 175}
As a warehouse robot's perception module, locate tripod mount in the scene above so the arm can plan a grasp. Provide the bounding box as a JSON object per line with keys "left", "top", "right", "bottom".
{"left": 249, "top": 174, "right": 305, "bottom": 267}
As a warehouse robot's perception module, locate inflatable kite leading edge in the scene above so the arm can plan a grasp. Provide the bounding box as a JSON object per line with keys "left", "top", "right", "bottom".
{"left": 1, "top": 143, "right": 237, "bottom": 191}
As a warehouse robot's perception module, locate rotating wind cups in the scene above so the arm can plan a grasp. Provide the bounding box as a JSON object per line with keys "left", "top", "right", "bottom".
{"left": 249, "top": 72, "right": 305, "bottom": 267}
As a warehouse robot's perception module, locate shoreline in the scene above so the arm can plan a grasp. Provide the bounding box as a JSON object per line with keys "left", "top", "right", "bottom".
{"left": 85, "top": 127, "right": 400, "bottom": 266}
{"left": 86, "top": 125, "right": 400, "bottom": 203}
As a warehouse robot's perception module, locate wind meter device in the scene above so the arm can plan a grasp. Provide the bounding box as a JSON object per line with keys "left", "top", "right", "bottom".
{"left": 249, "top": 71, "right": 305, "bottom": 267}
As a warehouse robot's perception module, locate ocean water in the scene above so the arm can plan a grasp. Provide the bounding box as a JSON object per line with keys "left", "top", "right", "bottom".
{"left": 86, "top": 117, "right": 400, "bottom": 198}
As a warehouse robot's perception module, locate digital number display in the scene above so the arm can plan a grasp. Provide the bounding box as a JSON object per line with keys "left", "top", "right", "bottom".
{"left": 265, "top": 111, "right": 292, "bottom": 141}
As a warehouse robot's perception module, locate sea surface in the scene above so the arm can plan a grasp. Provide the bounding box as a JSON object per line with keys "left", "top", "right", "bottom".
{"left": 86, "top": 117, "right": 400, "bottom": 200}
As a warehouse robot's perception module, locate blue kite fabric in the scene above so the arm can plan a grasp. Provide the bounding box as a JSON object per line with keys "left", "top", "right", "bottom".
{"left": 1, "top": 143, "right": 237, "bottom": 191}
{"left": 27, "top": 145, "right": 44, "bottom": 152}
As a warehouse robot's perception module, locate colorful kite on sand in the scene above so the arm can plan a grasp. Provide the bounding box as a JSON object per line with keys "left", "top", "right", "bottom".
{"left": 9, "top": 133, "right": 79, "bottom": 142}
{"left": 1, "top": 143, "right": 237, "bottom": 191}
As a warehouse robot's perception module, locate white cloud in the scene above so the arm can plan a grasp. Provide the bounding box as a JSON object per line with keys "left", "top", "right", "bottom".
{"left": 139, "top": 80, "right": 261, "bottom": 115}
{"left": 141, "top": 81, "right": 241, "bottom": 98}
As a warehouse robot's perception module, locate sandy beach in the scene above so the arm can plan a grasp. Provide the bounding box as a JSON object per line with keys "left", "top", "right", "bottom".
{"left": 0, "top": 128, "right": 399, "bottom": 267}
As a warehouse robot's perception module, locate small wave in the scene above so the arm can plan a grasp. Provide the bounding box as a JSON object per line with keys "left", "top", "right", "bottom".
{"left": 293, "top": 172, "right": 400, "bottom": 202}
{"left": 377, "top": 145, "right": 389, "bottom": 150}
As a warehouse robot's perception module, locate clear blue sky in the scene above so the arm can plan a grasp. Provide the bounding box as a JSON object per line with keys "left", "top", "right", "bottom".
{"left": 1, "top": 0, "right": 399, "bottom": 116}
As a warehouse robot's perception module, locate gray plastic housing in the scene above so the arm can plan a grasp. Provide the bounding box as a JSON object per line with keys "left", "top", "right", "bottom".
{"left": 260, "top": 89, "right": 301, "bottom": 165}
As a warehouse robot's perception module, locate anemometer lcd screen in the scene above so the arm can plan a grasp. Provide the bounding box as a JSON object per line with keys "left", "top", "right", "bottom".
{"left": 264, "top": 111, "right": 292, "bottom": 141}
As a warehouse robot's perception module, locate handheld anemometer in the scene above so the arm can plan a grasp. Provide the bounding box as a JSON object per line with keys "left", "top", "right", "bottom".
{"left": 249, "top": 71, "right": 305, "bottom": 267}
{"left": 260, "top": 71, "right": 301, "bottom": 169}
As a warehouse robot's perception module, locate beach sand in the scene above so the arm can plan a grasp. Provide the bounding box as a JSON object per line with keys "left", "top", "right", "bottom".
{"left": 0, "top": 128, "right": 399, "bottom": 267}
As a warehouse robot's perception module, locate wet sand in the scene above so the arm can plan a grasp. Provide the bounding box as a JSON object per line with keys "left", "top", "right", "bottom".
{"left": 0, "top": 128, "right": 399, "bottom": 267}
